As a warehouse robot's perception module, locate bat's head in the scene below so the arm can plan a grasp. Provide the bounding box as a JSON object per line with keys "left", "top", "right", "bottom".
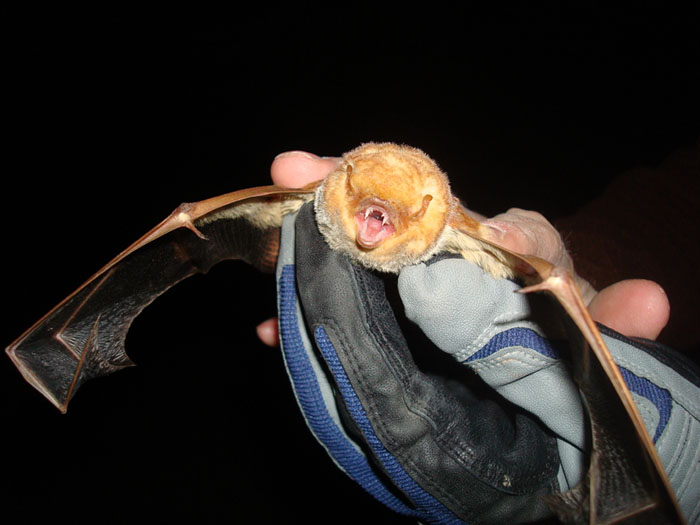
{"left": 315, "top": 142, "right": 453, "bottom": 273}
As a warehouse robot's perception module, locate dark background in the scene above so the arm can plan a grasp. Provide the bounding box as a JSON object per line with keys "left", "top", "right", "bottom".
{"left": 2, "top": 6, "right": 698, "bottom": 523}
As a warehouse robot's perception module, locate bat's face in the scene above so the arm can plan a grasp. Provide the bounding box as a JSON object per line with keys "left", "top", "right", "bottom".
{"left": 314, "top": 142, "right": 453, "bottom": 273}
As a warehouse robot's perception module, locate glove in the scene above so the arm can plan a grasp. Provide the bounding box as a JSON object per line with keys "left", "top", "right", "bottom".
{"left": 276, "top": 203, "right": 559, "bottom": 523}
{"left": 399, "top": 255, "right": 700, "bottom": 523}
{"left": 276, "top": 203, "right": 700, "bottom": 523}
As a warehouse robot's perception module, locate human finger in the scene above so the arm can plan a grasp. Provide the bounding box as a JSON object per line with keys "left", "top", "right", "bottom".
{"left": 256, "top": 317, "right": 280, "bottom": 347}
{"left": 483, "top": 208, "right": 573, "bottom": 270}
{"left": 588, "top": 279, "right": 670, "bottom": 340}
{"left": 270, "top": 151, "right": 341, "bottom": 188}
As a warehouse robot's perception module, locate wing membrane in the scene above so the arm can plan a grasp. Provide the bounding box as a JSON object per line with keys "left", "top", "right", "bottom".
{"left": 6, "top": 186, "right": 315, "bottom": 412}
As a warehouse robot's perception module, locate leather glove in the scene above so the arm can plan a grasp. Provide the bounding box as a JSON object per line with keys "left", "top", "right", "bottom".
{"left": 276, "top": 203, "right": 700, "bottom": 523}
{"left": 400, "top": 253, "right": 700, "bottom": 523}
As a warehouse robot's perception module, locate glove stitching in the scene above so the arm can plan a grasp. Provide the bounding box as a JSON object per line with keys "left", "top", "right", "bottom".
{"left": 351, "top": 271, "right": 517, "bottom": 494}
{"left": 600, "top": 325, "right": 700, "bottom": 388}
{"left": 352, "top": 270, "right": 406, "bottom": 369}
{"left": 356, "top": 269, "right": 561, "bottom": 495}
{"left": 469, "top": 323, "right": 501, "bottom": 358}
{"left": 317, "top": 315, "right": 477, "bottom": 519}
{"left": 466, "top": 319, "right": 544, "bottom": 363}
{"left": 335, "top": 264, "right": 559, "bottom": 509}
{"left": 667, "top": 409, "right": 691, "bottom": 485}
{"left": 315, "top": 261, "right": 482, "bottom": 515}
{"left": 630, "top": 392, "right": 657, "bottom": 436}
{"left": 344, "top": 315, "right": 486, "bottom": 517}
{"left": 613, "top": 355, "right": 700, "bottom": 417}
{"left": 668, "top": 412, "right": 684, "bottom": 485}
{"left": 666, "top": 413, "right": 700, "bottom": 518}
{"left": 309, "top": 258, "right": 560, "bottom": 515}
{"left": 595, "top": 352, "right": 700, "bottom": 518}
{"left": 465, "top": 349, "right": 557, "bottom": 375}
{"left": 322, "top": 312, "right": 558, "bottom": 505}
{"left": 353, "top": 269, "right": 436, "bottom": 419}
{"left": 432, "top": 429, "right": 559, "bottom": 495}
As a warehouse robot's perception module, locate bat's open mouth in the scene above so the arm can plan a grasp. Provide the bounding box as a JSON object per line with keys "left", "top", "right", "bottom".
{"left": 355, "top": 204, "right": 396, "bottom": 249}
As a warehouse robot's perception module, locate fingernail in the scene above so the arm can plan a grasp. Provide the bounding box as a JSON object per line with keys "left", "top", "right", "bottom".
{"left": 274, "top": 151, "right": 319, "bottom": 161}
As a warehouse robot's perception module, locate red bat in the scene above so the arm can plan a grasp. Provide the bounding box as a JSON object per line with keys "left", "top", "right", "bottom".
{"left": 6, "top": 143, "right": 684, "bottom": 523}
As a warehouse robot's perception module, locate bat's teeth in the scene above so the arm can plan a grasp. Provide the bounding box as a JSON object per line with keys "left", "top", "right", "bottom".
{"left": 364, "top": 205, "right": 390, "bottom": 226}
{"left": 354, "top": 204, "right": 396, "bottom": 249}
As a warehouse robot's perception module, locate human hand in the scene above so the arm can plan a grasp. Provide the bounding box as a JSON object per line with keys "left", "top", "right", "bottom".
{"left": 256, "top": 150, "right": 670, "bottom": 345}
{"left": 481, "top": 208, "right": 669, "bottom": 340}
{"left": 255, "top": 152, "right": 340, "bottom": 345}
{"left": 263, "top": 149, "right": 697, "bottom": 522}
{"left": 282, "top": 202, "right": 564, "bottom": 522}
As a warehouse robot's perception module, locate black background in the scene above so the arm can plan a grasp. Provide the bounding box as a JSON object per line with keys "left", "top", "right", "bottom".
{"left": 2, "top": 6, "right": 698, "bottom": 524}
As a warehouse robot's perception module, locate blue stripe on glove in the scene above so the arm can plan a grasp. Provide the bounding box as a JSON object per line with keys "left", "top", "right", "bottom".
{"left": 279, "top": 264, "right": 461, "bottom": 522}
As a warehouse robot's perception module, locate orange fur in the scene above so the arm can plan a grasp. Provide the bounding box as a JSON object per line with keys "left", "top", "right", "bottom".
{"left": 315, "top": 142, "right": 453, "bottom": 272}
{"left": 314, "top": 142, "right": 516, "bottom": 277}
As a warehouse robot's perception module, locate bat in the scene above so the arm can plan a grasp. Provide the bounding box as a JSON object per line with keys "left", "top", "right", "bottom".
{"left": 6, "top": 142, "right": 685, "bottom": 523}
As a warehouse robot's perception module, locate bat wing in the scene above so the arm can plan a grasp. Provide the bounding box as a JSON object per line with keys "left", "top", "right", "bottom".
{"left": 6, "top": 185, "right": 316, "bottom": 413}
{"left": 450, "top": 208, "right": 685, "bottom": 524}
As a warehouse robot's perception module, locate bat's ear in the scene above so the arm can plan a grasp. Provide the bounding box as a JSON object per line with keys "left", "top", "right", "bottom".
{"left": 410, "top": 194, "right": 433, "bottom": 222}
{"left": 344, "top": 160, "right": 355, "bottom": 197}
